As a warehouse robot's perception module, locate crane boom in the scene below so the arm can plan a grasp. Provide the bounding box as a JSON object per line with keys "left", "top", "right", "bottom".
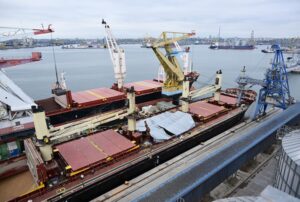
{"left": 180, "top": 70, "right": 223, "bottom": 112}
{"left": 152, "top": 31, "right": 195, "bottom": 48}
{"left": 102, "top": 19, "right": 126, "bottom": 89}
{"left": 0, "top": 24, "right": 53, "bottom": 39}
{"left": 151, "top": 31, "right": 195, "bottom": 94}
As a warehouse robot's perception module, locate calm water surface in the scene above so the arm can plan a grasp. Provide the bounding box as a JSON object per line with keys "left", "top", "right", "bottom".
{"left": 1, "top": 45, "right": 299, "bottom": 100}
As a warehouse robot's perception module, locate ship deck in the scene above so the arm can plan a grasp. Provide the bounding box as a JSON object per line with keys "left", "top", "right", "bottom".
{"left": 210, "top": 94, "right": 238, "bottom": 106}
{"left": 56, "top": 129, "right": 136, "bottom": 172}
{"left": 72, "top": 87, "right": 125, "bottom": 108}
{"left": 35, "top": 97, "right": 64, "bottom": 113}
{"left": 36, "top": 80, "right": 162, "bottom": 118}
{"left": 124, "top": 80, "right": 162, "bottom": 95}
{"left": 17, "top": 106, "right": 245, "bottom": 201}
{"left": 189, "top": 101, "right": 227, "bottom": 120}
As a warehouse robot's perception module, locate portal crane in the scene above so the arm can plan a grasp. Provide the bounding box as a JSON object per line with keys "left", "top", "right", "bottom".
{"left": 0, "top": 24, "right": 54, "bottom": 69}
{"left": 151, "top": 31, "right": 198, "bottom": 95}
{"left": 102, "top": 19, "right": 126, "bottom": 90}
{"left": 0, "top": 24, "right": 53, "bottom": 38}
{"left": 236, "top": 44, "right": 292, "bottom": 119}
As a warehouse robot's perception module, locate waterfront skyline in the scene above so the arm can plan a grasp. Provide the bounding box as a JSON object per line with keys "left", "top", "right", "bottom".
{"left": 0, "top": 0, "right": 300, "bottom": 39}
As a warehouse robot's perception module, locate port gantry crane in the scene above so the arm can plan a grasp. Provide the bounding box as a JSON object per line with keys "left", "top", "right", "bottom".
{"left": 151, "top": 31, "right": 199, "bottom": 95}
{"left": 236, "top": 44, "right": 293, "bottom": 119}
{"left": 102, "top": 19, "right": 126, "bottom": 90}
{"left": 0, "top": 25, "right": 54, "bottom": 68}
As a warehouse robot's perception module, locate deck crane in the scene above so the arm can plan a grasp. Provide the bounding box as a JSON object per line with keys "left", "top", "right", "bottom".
{"left": 151, "top": 31, "right": 199, "bottom": 95}
{"left": 102, "top": 19, "right": 126, "bottom": 90}
{"left": 157, "top": 42, "right": 191, "bottom": 82}
{"left": 180, "top": 70, "right": 223, "bottom": 112}
{"left": 236, "top": 44, "right": 293, "bottom": 119}
{"left": 0, "top": 24, "right": 54, "bottom": 68}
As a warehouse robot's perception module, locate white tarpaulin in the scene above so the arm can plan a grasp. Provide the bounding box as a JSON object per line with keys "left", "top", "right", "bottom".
{"left": 136, "top": 111, "right": 195, "bottom": 142}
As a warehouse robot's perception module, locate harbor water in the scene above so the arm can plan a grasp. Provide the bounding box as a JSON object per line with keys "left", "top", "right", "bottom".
{"left": 1, "top": 45, "right": 300, "bottom": 100}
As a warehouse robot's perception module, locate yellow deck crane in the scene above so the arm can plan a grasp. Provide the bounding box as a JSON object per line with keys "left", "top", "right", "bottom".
{"left": 151, "top": 31, "right": 199, "bottom": 95}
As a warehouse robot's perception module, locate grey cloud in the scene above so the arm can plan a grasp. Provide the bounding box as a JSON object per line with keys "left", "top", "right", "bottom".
{"left": 0, "top": 0, "right": 299, "bottom": 38}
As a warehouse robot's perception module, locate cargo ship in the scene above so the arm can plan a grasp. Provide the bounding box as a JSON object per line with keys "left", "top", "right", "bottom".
{"left": 210, "top": 42, "right": 255, "bottom": 50}
{"left": 11, "top": 83, "right": 255, "bottom": 201}
{"left": 61, "top": 44, "right": 106, "bottom": 49}
{"left": 209, "top": 30, "right": 255, "bottom": 50}
{"left": 0, "top": 22, "right": 257, "bottom": 201}
{"left": 261, "top": 46, "right": 275, "bottom": 53}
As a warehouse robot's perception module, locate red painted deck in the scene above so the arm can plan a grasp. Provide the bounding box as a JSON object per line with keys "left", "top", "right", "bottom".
{"left": 56, "top": 130, "right": 135, "bottom": 171}
{"left": 71, "top": 87, "right": 125, "bottom": 107}
{"left": 210, "top": 95, "right": 238, "bottom": 105}
{"left": 189, "top": 101, "right": 225, "bottom": 119}
{"left": 124, "top": 80, "right": 162, "bottom": 95}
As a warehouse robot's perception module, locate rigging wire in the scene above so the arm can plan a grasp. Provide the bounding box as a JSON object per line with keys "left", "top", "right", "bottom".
{"left": 248, "top": 54, "right": 269, "bottom": 75}
{"left": 50, "top": 32, "right": 60, "bottom": 88}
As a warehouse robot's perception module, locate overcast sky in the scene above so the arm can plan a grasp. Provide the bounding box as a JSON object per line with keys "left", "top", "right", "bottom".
{"left": 0, "top": 0, "right": 299, "bottom": 39}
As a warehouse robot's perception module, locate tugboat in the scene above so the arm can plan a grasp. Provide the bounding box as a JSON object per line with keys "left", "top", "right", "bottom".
{"left": 261, "top": 46, "right": 275, "bottom": 53}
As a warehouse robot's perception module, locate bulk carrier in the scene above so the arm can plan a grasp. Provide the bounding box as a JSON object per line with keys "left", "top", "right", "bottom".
{"left": 0, "top": 21, "right": 257, "bottom": 201}
{"left": 209, "top": 30, "right": 255, "bottom": 50}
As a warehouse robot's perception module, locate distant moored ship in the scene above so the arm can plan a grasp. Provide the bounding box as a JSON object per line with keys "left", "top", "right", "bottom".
{"left": 209, "top": 29, "right": 255, "bottom": 50}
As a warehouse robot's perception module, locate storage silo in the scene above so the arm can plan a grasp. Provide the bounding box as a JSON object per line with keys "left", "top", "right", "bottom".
{"left": 275, "top": 129, "right": 300, "bottom": 198}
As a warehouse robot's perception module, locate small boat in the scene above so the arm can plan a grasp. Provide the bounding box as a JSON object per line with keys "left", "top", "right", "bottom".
{"left": 286, "top": 54, "right": 300, "bottom": 73}
{"left": 261, "top": 46, "right": 275, "bottom": 53}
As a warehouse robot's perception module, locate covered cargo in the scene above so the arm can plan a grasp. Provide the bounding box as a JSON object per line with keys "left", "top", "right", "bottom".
{"left": 137, "top": 111, "right": 195, "bottom": 142}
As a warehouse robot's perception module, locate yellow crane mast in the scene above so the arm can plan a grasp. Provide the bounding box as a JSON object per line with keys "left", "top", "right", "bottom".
{"left": 151, "top": 31, "right": 196, "bottom": 94}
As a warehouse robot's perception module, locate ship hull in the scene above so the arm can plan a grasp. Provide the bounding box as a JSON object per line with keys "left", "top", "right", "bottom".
{"left": 210, "top": 45, "right": 255, "bottom": 50}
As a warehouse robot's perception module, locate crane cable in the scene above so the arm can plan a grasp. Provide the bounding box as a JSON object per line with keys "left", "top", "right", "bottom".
{"left": 50, "top": 32, "right": 60, "bottom": 88}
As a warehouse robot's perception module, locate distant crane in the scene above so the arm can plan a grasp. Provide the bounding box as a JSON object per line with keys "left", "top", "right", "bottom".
{"left": 151, "top": 31, "right": 199, "bottom": 95}
{"left": 0, "top": 24, "right": 53, "bottom": 39}
{"left": 0, "top": 24, "right": 54, "bottom": 69}
{"left": 102, "top": 19, "right": 126, "bottom": 90}
{"left": 236, "top": 44, "right": 292, "bottom": 119}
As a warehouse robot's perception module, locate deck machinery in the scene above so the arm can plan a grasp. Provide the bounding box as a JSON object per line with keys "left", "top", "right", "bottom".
{"left": 151, "top": 31, "right": 199, "bottom": 95}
